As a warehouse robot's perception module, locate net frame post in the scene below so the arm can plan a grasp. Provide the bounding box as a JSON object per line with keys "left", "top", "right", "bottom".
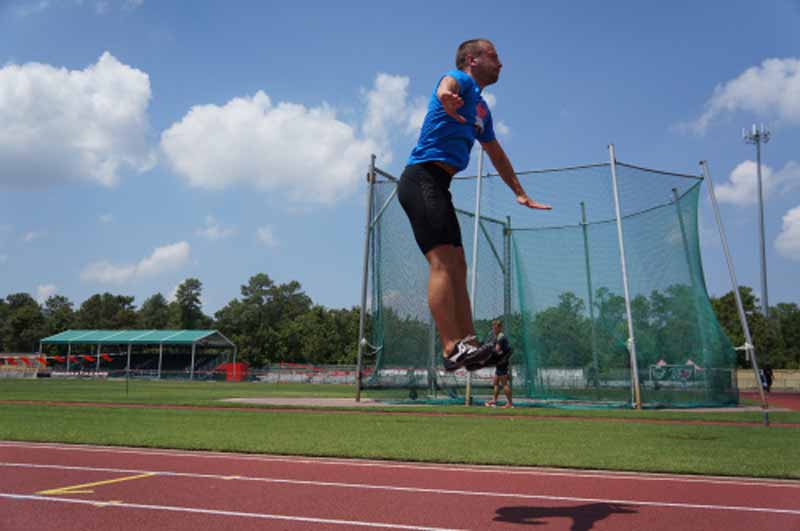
{"left": 232, "top": 345, "right": 238, "bottom": 382}
{"left": 503, "top": 216, "right": 512, "bottom": 338}
{"left": 190, "top": 342, "right": 196, "bottom": 380}
{"left": 159, "top": 343, "right": 165, "bottom": 379}
{"left": 356, "top": 155, "right": 377, "bottom": 402}
{"left": 96, "top": 344, "right": 101, "bottom": 373}
{"left": 700, "top": 160, "right": 769, "bottom": 422}
{"left": 503, "top": 216, "right": 513, "bottom": 391}
{"left": 608, "top": 144, "right": 642, "bottom": 409}
{"left": 465, "top": 147, "right": 486, "bottom": 406}
{"left": 580, "top": 202, "right": 600, "bottom": 388}
{"left": 66, "top": 343, "right": 71, "bottom": 373}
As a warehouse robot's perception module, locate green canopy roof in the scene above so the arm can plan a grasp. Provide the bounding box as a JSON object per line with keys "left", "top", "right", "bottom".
{"left": 41, "top": 330, "right": 234, "bottom": 348}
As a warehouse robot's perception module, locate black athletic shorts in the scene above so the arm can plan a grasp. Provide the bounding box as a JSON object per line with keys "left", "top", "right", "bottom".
{"left": 398, "top": 162, "right": 462, "bottom": 255}
{"left": 495, "top": 363, "right": 510, "bottom": 377}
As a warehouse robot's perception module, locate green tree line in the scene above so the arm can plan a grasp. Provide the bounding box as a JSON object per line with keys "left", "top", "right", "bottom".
{"left": 0, "top": 273, "right": 361, "bottom": 367}
{"left": 1, "top": 278, "right": 797, "bottom": 369}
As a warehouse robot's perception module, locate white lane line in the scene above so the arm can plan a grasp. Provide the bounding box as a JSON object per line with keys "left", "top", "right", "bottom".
{"left": 0, "top": 493, "right": 464, "bottom": 531}
{"left": 1, "top": 440, "right": 798, "bottom": 489}
{"left": 2, "top": 462, "right": 799, "bottom": 516}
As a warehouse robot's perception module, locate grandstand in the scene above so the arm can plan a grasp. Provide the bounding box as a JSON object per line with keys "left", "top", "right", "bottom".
{"left": 37, "top": 330, "right": 237, "bottom": 380}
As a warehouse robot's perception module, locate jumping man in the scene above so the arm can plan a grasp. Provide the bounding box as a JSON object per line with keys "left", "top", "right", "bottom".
{"left": 398, "top": 39, "right": 550, "bottom": 372}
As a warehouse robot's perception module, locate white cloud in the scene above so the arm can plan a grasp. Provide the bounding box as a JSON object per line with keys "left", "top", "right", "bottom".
{"left": 23, "top": 230, "right": 46, "bottom": 243}
{"left": 361, "top": 73, "right": 429, "bottom": 153}
{"left": 406, "top": 100, "right": 428, "bottom": 136}
{"left": 196, "top": 215, "right": 236, "bottom": 241}
{"left": 99, "top": 213, "right": 114, "bottom": 224}
{"left": 255, "top": 226, "right": 278, "bottom": 248}
{"left": 81, "top": 241, "right": 190, "bottom": 284}
{"left": 716, "top": 160, "right": 800, "bottom": 206}
{"left": 36, "top": 284, "right": 57, "bottom": 303}
{"left": 776, "top": 206, "right": 800, "bottom": 261}
{"left": 161, "top": 90, "right": 379, "bottom": 204}
{"left": 15, "top": 1, "right": 51, "bottom": 17}
{"left": 685, "top": 57, "right": 800, "bottom": 134}
{"left": 0, "top": 52, "right": 156, "bottom": 189}
{"left": 362, "top": 73, "right": 409, "bottom": 160}
{"left": 495, "top": 121, "right": 510, "bottom": 136}
{"left": 478, "top": 91, "right": 509, "bottom": 136}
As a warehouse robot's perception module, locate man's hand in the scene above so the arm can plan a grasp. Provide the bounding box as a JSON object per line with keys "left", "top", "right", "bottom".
{"left": 439, "top": 91, "right": 466, "bottom": 123}
{"left": 517, "top": 194, "right": 552, "bottom": 210}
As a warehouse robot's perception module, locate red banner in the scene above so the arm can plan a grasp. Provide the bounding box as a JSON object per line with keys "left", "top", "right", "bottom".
{"left": 68, "top": 356, "right": 79, "bottom": 363}
{"left": 20, "top": 357, "right": 32, "bottom": 366}
{"left": 38, "top": 356, "right": 48, "bottom": 366}
{"left": 82, "top": 355, "right": 96, "bottom": 362}
{"left": 6, "top": 358, "right": 18, "bottom": 366}
{"left": 53, "top": 355, "right": 65, "bottom": 363}
{"left": 101, "top": 354, "right": 113, "bottom": 362}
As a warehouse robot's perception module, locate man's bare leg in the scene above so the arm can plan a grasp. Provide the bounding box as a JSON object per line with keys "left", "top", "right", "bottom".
{"left": 426, "top": 244, "right": 469, "bottom": 355}
{"left": 502, "top": 378, "right": 513, "bottom": 407}
{"left": 450, "top": 246, "right": 477, "bottom": 340}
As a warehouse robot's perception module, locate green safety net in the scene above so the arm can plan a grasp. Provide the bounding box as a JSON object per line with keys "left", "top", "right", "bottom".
{"left": 364, "top": 161, "right": 738, "bottom": 408}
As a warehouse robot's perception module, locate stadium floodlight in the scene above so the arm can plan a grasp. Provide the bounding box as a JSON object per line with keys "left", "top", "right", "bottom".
{"left": 743, "top": 123, "right": 771, "bottom": 318}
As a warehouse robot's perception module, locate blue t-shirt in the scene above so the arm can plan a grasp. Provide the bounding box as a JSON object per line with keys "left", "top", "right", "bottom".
{"left": 408, "top": 69, "right": 496, "bottom": 173}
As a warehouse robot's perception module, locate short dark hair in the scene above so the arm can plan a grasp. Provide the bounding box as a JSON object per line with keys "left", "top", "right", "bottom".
{"left": 455, "top": 39, "right": 493, "bottom": 69}
{"left": 492, "top": 319, "right": 503, "bottom": 328}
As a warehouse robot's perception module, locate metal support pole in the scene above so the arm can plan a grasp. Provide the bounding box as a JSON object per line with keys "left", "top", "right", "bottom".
{"left": 67, "top": 343, "right": 71, "bottom": 373}
{"left": 466, "top": 147, "right": 485, "bottom": 406}
{"left": 158, "top": 343, "right": 163, "bottom": 380}
{"left": 504, "top": 217, "right": 512, "bottom": 330}
{"left": 744, "top": 125, "right": 771, "bottom": 317}
{"left": 96, "top": 344, "right": 101, "bottom": 373}
{"left": 232, "top": 346, "right": 238, "bottom": 381}
{"left": 608, "top": 144, "right": 642, "bottom": 409}
{"left": 581, "top": 202, "right": 599, "bottom": 387}
{"left": 126, "top": 343, "right": 131, "bottom": 395}
{"left": 190, "top": 342, "right": 196, "bottom": 381}
{"left": 356, "top": 155, "right": 377, "bottom": 402}
{"left": 701, "top": 160, "right": 769, "bottom": 423}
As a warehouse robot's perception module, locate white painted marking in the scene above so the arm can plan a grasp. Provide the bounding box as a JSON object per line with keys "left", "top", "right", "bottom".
{"left": 0, "top": 493, "right": 465, "bottom": 530}
{"left": 1, "top": 440, "right": 798, "bottom": 489}
{"left": 2, "top": 462, "right": 799, "bottom": 516}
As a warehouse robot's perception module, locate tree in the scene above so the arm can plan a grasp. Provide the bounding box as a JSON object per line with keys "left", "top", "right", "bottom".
{"left": 169, "top": 278, "right": 212, "bottom": 329}
{"left": 532, "top": 292, "right": 591, "bottom": 368}
{"left": 75, "top": 293, "right": 138, "bottom": 329}
{"left": 772, "top": 303, "right": 800, "bottom": 369}
{"left": 42, "top": 295, "right": 75, "bottom": 336}
{"left": 2, "top": 293, "right": 45, "bottom": 352}
{"left": 710, "top": 286, "right": 784, "bottom": 368}
{"left": 215, "top": 273, "right": 313, "bottom": 365}
{"left": 0, "top": 298, "right": 8, "bottom": 350}
{"left": 139, "top": 293, "right": 170, "bottom": 329}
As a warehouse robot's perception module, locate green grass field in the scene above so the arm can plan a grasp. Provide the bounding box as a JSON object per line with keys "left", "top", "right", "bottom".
{"left": 1, "top": 379, "right": 798, "bottom": 479}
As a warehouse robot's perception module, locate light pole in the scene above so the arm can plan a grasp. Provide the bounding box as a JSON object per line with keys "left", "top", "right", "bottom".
{"left": 743, "top": 123, "right": 771, "bottom": 318}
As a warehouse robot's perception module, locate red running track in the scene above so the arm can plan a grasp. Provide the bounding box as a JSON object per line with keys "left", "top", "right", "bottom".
{"left": 1, "top": 441, "right": 799, "bottom": 530}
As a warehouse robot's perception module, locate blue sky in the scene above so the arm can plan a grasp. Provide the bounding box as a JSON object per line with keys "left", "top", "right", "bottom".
{"left": 1, "top": 0, "right": 798, "bottom": 314}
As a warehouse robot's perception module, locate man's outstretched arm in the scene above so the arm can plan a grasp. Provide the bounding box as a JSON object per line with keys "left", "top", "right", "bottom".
{"left": 481, "top": 139, "right": 551, "bottom": 210}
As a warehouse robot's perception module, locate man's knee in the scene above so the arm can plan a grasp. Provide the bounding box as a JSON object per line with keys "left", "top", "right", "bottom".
{"left": 426, "top": 245, "right": 461, "bottom": 271}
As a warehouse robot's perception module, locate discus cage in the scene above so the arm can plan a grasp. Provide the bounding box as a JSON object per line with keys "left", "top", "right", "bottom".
{"left": 355, "top": 147, "right": 768, "bottom": 411}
